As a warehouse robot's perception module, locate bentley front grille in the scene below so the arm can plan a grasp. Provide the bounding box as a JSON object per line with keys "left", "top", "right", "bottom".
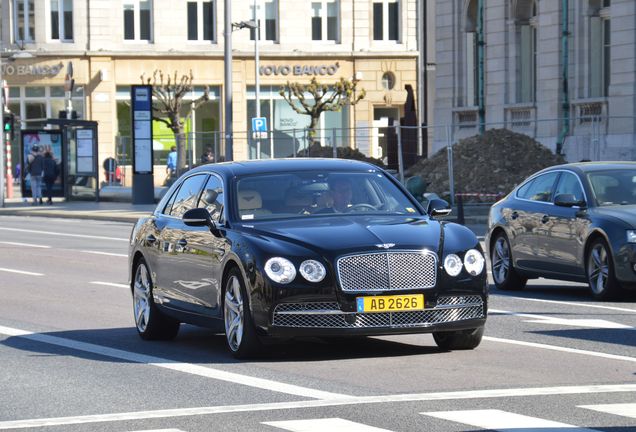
{"left": 272, "top": 295, "right": 484, "bottom": 328}
{"left": 336, "top": 250, "right": 437, "bottom": 292}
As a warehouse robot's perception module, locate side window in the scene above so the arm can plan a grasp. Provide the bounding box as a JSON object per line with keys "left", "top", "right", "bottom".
{"left": 516, "top": 179, "right": 535, "bottom": 200}
{"left": 160, "top": 184, "right": 182, "bottom": 215}
{"left": 554, "top": 172, "right": 584, "bottom": 203}
{"left": 198, "top": 175, "right": 224, "bottom": 222}
{"left": 519, "top": 172, "right": 559, "bottom": 202}
{"left": 169, "top": 174, "right": 207, "bottom": 218}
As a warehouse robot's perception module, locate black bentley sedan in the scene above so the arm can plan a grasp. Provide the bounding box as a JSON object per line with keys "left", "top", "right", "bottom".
{"left": 486, "top": 162, "right": 636, "bottom": 301}
{"left": 129, "top": 158, "right": 487, "bottom": 358}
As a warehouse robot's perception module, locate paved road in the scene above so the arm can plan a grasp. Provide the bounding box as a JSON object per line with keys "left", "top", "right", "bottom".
{"left": 0, "top": 215, "right": 634, "bottom": 431}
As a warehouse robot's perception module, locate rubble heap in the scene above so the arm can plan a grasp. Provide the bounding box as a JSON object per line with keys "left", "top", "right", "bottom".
{"left": 406, "top": 128, "right": 566, "bottom": 199}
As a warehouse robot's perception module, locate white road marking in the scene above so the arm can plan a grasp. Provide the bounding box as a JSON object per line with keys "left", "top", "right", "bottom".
{"left": 0, "top": 384, "right": 634, "bottom": 430}
{"left": 81, "top": 250, "right": 128, "bottom": 257}
{"left": 422, "top": 409, "right": 594, "bottom": 431}
{"left": 493, "top": 295, "right": 636, "bottom": 313}
{"left": 579, "top": 403, "right": 636, "bottom": 419}
{"left": 0, "top": 267, "right": 43, "bottom": 276}
{"left": 90, "top": 281, "right": 129, "bottom": 289}
{"left": 128, "top": 430, "right": 187, "bottom": 432}
{"left": 0, "top": 241, "right": 51, "bottom": 249}
{"left": 484, "top": 336, "right": 636, "bottom": 362}
{"left": 490, "top": 308, "right": 634, "bottom": 329}
{"left": 0, "top": 325, "right": 347, "bottom": 401}
{"left": 0, "top": 226, "right": 127, "bottom": 242}
{"left": 263, "top": 418, "right": 393, "bottom": 432}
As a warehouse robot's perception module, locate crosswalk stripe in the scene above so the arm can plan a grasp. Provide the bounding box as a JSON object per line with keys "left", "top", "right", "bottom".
{"left": 579, "top": 403, "right": 636, "bottom": 419}
{"left": 422, "top": 409, "right": 595, "bottom": 431}
{"left": 262, "top": 418, "right": 393, "bottom": 432}
{"left": 128, "top": 430, "right": 187, "bottom": 432}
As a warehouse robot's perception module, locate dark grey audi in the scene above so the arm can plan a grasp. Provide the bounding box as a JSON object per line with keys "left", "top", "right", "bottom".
{"left": 129, "top": 158, "right": 487, "bottom": 358}
{"left": 487, "top": 161, "right": 636, "bottom": 301}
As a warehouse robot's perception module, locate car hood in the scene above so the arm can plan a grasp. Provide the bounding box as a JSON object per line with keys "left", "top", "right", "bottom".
{"left": 239, "top": 215, "right": 442, "bottom": 256}
{"left": 591, "top": 205, "right": 636, "bottom": 227}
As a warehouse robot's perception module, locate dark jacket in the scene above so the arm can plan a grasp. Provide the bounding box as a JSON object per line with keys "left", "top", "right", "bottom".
{"left": 43, "top": 157, "right": 59, "bottom": 182}
{"left": 28, "top": 154, "right": 45, "bottom": 177}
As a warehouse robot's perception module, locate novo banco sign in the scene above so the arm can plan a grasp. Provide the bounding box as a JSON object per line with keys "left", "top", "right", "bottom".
{"left": 259, "top": 62, "right": 340, "bottom": 77}
{"left": 1, "top": 63, "right": 64, "bottom": 77}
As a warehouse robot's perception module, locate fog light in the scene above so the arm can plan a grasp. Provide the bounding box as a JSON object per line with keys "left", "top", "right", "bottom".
{"left": 632, "top": 263, "right": 636, "bottom": 272}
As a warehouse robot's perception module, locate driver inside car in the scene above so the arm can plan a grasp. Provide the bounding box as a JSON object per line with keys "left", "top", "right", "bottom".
{"left": 317, "top": 177, "right": 353, "bottom": 212}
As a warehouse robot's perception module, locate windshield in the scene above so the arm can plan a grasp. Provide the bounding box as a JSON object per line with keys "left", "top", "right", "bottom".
{"left": 588, "top": 169, "right": 636, "bottom": 206}
{"left": 235, "top": 171, "right": 422, "bottom": 220}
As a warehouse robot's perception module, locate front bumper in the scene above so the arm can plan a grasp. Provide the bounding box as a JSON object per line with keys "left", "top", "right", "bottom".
{"left": 265, "top": 294, "right": 487, "bottom": 337}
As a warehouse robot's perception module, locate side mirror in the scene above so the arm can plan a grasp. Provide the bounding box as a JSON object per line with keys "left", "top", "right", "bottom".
{"left": 183, "top": 208, "right": 213, "bottom": 227}
{"left": 554, "top": 193, "right": 586, "bottom": 208}
{"left": 428, "top": 198, "right": 452, "bottom": 217}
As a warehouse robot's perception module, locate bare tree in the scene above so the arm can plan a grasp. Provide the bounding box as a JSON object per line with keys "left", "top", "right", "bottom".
{"left": 279, "top": 76, "right": 366, "bottom": 142}
{"left": 141, "top": 70, "right": 209, "bottom": 174}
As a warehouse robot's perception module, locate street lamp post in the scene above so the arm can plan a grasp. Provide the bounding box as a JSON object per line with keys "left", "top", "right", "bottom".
{"left": 253, "top": 0, "right": 261, "bottom": 159}
{"left": 0, "top": 50, "right": 5, "bottom": 208}
{"left": 224, "top": 0, "right": 233, "bottom": 161}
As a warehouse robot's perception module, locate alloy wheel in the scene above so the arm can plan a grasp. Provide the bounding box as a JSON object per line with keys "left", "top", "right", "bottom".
{"left": 492, "top": 237, "right": 510, "bottom": 284}
{"left": 224, "top": 275, "right": 244, "bottom": 352}
{"left": 133, "top": 263, "right": 151, "bottom": 333}
{"left": 588, "top": 243, "right": 609, "bottom": 295}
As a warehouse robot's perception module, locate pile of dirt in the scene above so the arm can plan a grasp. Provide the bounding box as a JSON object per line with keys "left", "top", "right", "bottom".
{"left": 297, "top": 142, "right": 385, "bottom": 167}
{"left": 406, "top": 128, "right": 566, "bottom": 200}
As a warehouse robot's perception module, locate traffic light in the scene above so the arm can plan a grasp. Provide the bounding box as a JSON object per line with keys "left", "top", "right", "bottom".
{"left": 3, "top": 112, "right": 15, "bottom": 140}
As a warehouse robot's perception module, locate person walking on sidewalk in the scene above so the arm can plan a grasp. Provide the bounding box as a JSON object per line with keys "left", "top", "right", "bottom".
{"left": 27, "top": 145, "right": 45, "bottom": 205}
{"left": 42, "top": 151, "right": 60, "bottom": 205}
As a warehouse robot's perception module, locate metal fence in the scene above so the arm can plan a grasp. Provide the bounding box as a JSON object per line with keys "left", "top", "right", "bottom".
{"left": 112, "top": 114, "right": 636, "bottom": 198}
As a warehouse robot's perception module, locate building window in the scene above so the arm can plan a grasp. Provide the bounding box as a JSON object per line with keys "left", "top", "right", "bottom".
{"left": 13, "top": 0, "right": 35, "bottom": 43}
{"left": 187, "top": 1, "right": 216, "bottom": 42}
{"left": 10, "top": 86, "right": 85, "bottom": 129}
{"left": 373, "top": 0, "right": 399, "bottom": 41}
{"left": 463, "top": 0, "right": 478, "bottom": 107}
{"left": 50, "top": 0, "right": 73, "bottom": 41}
{"left": 381, "top": 72, "right": 395, "bottom": 90}
{"left": 311, "top": 1, "right": 339, "bottom": 42}
{"left": 590, "top": 0, "right": 610, "bottom": 97}
{"left": 250, "top": 0, "right": 278, "bottom": 42}
{"left": 515, "top": 1, "right": 537, "bottom": 103}
{"left": 123, "top": 0, "right": 152, "bottom": 41}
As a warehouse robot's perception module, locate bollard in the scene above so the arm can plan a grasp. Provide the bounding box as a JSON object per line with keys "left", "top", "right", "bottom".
{"left": 456, "top": 193, "right": 465, "bottom": 225}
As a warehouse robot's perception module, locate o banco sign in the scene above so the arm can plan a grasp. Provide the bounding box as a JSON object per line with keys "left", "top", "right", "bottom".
{"left": 259, "top": 62, "right": 340, "bottom": 77}
{"left": 1, "top": 62, "right": 64, "bottom": 77}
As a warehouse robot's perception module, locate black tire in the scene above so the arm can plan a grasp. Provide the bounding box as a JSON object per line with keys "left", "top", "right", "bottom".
{"left": 132, "top": 258, "right": 180, "bottom": 340}
{"left": 433, "top": 326, "right": 484, "bottom": 350}
{"left": 223, "top": 267, "right": 263, "bottom": 359}
{"left": 491, "top": 232, "right": 527, "bottom": 291}
{"left": 586, "top": 238, "right": 623, "bottom": 301}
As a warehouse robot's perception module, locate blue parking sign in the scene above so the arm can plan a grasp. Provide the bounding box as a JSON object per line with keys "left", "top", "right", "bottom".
{"left": 252, "top": 117, "right": 267, "bottom": 132}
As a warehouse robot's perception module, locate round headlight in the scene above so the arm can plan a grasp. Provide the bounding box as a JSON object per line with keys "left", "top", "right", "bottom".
{"left": 464, "top": 249, "right": 485, "bottom": 276}
{"left": 444, "top": 254, "right": 463, "bottom": 277}
{"left": 299, "top": 260, "right": 326, "bottom": 283}
{"left": 264, "top": 257, "right": 296, "bottom": 284}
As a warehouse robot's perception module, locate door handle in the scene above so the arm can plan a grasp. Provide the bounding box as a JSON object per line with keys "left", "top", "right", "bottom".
{"left": 145, "top": 234, "right": 157, "bottom": 244}
{"left": 541, "top": 214, "right": 550, "bottom": 224}
{"left": 177, "top": 239, "right": 188, "bottom": 247}
{"left": 511, "top": 211, "right": 519, "bottom": 220}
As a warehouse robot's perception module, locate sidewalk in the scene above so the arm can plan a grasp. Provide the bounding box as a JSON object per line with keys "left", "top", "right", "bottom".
{"left": 0, "top": 198, "right": 155, "bottom": 223}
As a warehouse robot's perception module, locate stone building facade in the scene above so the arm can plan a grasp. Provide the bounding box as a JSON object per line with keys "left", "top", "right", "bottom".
{"left": 1, "top": 0, "right": 427, "bottom": 184}
{"left": 434, "top": 0, "right": 636, "bottom": 161}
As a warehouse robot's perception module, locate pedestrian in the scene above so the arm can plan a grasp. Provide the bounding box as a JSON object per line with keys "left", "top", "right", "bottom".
{"left": 42, "top": 151, "right": 60, "bottom": 205}
{"left": 200, "top": 146, "right": 215, "bottom": 165}
{"left": 166, "top": 146, "right": 177, "bottom": 179}
{"left": 27, "top": 145, "right": 44, "bottom": 205}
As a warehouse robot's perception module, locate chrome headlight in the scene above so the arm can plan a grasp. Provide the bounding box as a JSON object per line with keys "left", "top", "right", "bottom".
{"left": 627, "top": 230, "right": 636, "bottom": 243}
{"left": 299, "top": 260, "right": 326, "bottom": 283}
{"left": 264, "top": 257, "right": 296, "bottom": 284}
{"left": 464, "top": 249, "right": 485, "bottom": 276}
{"left": 444, "top": 254, "right": 463, "bottom": 277}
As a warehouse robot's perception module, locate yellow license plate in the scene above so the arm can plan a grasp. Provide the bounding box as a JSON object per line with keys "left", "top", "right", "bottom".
{"left": 356, "top": 294, "right": 424, "bottom": 313}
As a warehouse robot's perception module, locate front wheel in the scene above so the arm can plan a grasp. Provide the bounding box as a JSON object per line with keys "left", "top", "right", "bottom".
{"left": 223, "top": 268, "right": 263, "bottom": 359}
{"left": 132, "top": 258, "right": 180, "bottom": 340}
{"left": 586, "top": 238, "right": 622, "bottom": 301}
{"left": 433, "top": 326, "right": 484, "bottom": 350}
{"left": 491, "top": 233, "right": 527, "bottom": 291}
